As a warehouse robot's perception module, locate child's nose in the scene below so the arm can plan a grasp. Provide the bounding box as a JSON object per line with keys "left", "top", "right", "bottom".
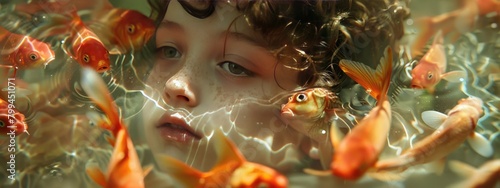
{"left": 163, "top": 76, "right": 198, "bottom": 107}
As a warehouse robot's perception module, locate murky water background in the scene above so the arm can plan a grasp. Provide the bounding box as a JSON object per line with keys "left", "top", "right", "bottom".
{"left": 0, "top": 0, "right": 499, "bottom": 187}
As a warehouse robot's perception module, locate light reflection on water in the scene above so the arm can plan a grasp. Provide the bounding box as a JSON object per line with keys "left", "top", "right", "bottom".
{"left": 0, "top": 0, "right": 499, "bottom": 187}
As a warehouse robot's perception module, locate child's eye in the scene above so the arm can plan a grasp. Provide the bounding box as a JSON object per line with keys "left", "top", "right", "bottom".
{"left": 157, "top": 46, "right": 181, "bottom": 59}
{"left": 218, "top": 61, "right": 254, "bottom": 77}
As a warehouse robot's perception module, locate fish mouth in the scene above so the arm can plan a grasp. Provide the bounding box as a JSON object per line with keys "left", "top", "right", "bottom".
{"left": 280, "top": 104, "right": 296, "bottom": 117}
{"left": 96, "top": 60, "right": 110, "bottom": 73}
{"left": 156, "top": 112, "right": 202, "bottom": 143}
{"left": 410, "top": 84, "right": 423, "bottom": 89}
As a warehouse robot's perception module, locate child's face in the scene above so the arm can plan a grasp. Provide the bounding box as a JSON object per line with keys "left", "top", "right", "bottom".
{"left": 142, "top": 0, "right": 307, "bottom": 171}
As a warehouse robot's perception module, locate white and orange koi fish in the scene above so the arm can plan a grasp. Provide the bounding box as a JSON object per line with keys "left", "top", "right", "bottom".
{"left": 410, "top": 30, "right": 465, "bottom": 94}
{"left": 81, "top": 67, "right": 152, "bottom": 188}
{"left": 374, "top": 97, "right": 493, "bottom": 173}
{"left": 448, "top": 159, "right": 500, "bottom": 188}
{"left": 158, "top": 130, "right": 288, "bottom": 188}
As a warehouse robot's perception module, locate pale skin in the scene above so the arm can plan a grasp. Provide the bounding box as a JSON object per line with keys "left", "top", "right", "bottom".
{"left": 142, "top": 0, "right": 308, "bottom": 172}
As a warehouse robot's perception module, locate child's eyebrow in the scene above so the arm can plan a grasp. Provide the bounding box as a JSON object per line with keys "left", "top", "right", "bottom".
{"left": 226, "top": 31, "right": 266, "bottom": 48}
{"left": 159, "top": 20, "right": 183, "bottom": 31}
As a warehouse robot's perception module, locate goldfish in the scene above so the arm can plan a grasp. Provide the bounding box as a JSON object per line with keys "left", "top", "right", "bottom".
{"left": 328, "top": 47, "right": 393, "bottom": 180}
{"left": 448, "top": 159, "right": 500, "bottom": 188}
{"left": 0, "top": 26, "right": 55, "bottom": 76}
{"left": 14, "top": 0, "right": 155, "bottom": 54}
{"left": 22, "top": 9, "right": 110, "bottom": 73}
{"left": 0, "top": 97, "right": 29, "bottom": 135}
{"left": 65, "top": 11, "right": 110, "bottom": 73}
{"left": 280, "top": 87, "right": 342, "bottom": 167}
{"left": 411, "top": 0, "right": 500, "bottom": 57}
{"left": 158, "top": 130, "right": 288, "bottom": 188}
{"left": 374, "top": 97, "right": 493, "bottom": 173}
{"left": 89, "top": 8, "right": 155, "bottom": 54}
{"left": 280, "top": 87, "right": 340, "bottom": 135}
{"left": 80, "top": 67, "right": 152, "bottom": 188}
{"left": 410, "top": 30, "right": 465, "bottom": 94}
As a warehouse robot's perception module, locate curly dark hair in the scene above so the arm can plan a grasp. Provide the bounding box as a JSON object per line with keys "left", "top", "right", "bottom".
{"left": 147, "top": 0, "right": 410, "bottom": 92}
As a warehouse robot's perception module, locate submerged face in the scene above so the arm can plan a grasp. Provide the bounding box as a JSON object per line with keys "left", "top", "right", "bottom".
{"left": 142, "top": 0, "right": 307, "bottom": 172}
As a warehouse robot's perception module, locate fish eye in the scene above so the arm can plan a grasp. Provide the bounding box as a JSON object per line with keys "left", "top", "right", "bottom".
{"left": 83, "top": 54, "right": 90, "bottom": 63}
{"left": 296, "top": 93, "right": 308, "bottom": 102}
{"left": 127, "top": 24, "right": 135, "bottom": 34}
{"left": 426, "top": 72, "right": 433, "bottom": 80}
{"left": 0, "top": 121, "right": 4, "bottom": 127}
{"left": 29, "top": 53, "right": 39, "bottom": 61}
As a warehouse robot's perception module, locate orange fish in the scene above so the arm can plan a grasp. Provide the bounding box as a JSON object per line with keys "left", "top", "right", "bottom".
{"left": 280, "top": 87, "right": 339, "bottom": 134}
{"left": 26, "top": 9, "right": 111, "bottom": 73}
{"left": 0, "top": 97, "right": 28, "bottom": 135}
{"left": 280, "top": 87, "right": 341, "bottom": 167}
{"left": 65, "top": 11, "right": 110, "bottom": 73}
{"left": 374, "top": 97, "right": 493, "bottom": 173}
{"left": 448, "top": 159, "right": 500, "bottom": 188}
{"left": 0, "top": 27, "right": 55, "bottom": 76}
{"left": 330, "top": 47, "right": 393, "bottom": 180}
{"left": 158, "top": 130, "right": 288, "bottom": 188}
{"left": 90, "top": 8, "right": 155, "bottom": 54}
{"left": 14, "top": 0, "right": 154, "bottom": 54}
{"left": 410, "top": 30, "right": 465, "bottom": 94}
{"left": 81, "top": 67, "right": 152, "bottom": 188}
{"left": 411, "top": 0, "right": 500, "bottom": 57}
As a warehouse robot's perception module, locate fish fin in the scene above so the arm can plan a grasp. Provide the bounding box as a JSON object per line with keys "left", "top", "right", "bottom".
{"left": 441, "top": 71, "right": 466, "bottom": 82}
{"left": 466, "top": 132, "right": 494, "bottom": 157}
{"left": 80, "top": 67, "right": 121, "bottom": 135}
{"left": 448, "top": 160, "right": 477, "bottom": 177}
{"left": 85, "top": 165, "right": 107, "bottom": 187}
{"left": 421, "top": 110, "right": 448, "bottom": 129}
{"left": 373, "top": 157, "right": 410, "bottom": 172}
{"left": 110, "top": 129, "right": 127, "bottom": 161}
{"left": 143, "top": 164, "right": 154, "bottom": 177}
{"left": 426, "top": 85, "right": 436, "bottom": 94}
{"left": 86, "top": 111, "right": 111, "bottom": 129}
{"left": 367, "top": 171, "right": 406, "bottom": 181}
{"left": 424, "top": 158, "right": 446, "bottom": 175}
{"left": 213, "top": 129, "right": 246, "bottom": 166}
{"left": 329, "top": 121, "right": 344, "bottom": 149}
{"left": 303, "top": 168, "right": 331, "bottom": 176}
{"left": 432, "top": 30, "right": 444, "bottom": 45}
{"left": 411, "top": 17, "right": 435, "bottom": 58}
{"left": 157, "top": 155, "right": 202, "bottom": 187}
{"left": 339, "top": 59, "right": 381, "bottom": 99}
{"left": 105, "top": 135, "right": 115, "bottom": 146}
{"left": 339, "top": 47, "right": 393, "bottom": 102}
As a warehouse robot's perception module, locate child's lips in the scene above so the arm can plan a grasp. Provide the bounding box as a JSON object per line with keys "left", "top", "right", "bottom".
{"left": 156, "top": 112, "right": 202, "bottom": 143}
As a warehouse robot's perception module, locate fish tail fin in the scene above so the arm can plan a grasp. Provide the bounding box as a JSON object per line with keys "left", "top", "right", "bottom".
{"left": 339, "top": 47, "right": 393, "bottom": 103}
{"left": 448, "top": 160, "right": 477, "bottom": 177}
{"left": 80, "top": 67, "right": 122, "bottom": 136}
{"left": 433, "top": 30, "right": 444, "bottom": 45}
{"left": 157, "top": 155, "right": 203, "bottom": 187}
{"left": 213, "top": 129, "right": 246, "bottom": 166}
{"left": 85, "top": 164, "right": 107, "bottom": 187}
{"left": 411, "top": 17, "right": 435, "bottom": 57}
{"left": 378, "top": 47, "right": 393, "bottom": 103}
